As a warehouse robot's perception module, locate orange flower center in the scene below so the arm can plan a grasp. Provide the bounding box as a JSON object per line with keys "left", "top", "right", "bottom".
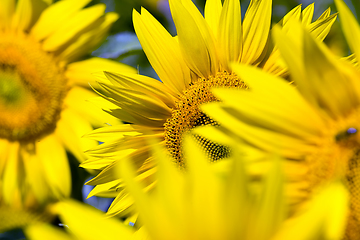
{"left": 164, "top": 71, "right": 247, "bottom": 167}
{"left": 0, "top": 32, "right": 68, "bottom": 142}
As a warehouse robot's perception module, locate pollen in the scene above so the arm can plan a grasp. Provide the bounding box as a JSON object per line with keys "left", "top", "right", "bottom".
{"left": 164, "top": 71, "right": 248, "bottom": 167}
{"left": 0, "top": 32, "right": 68, "bottom": 142}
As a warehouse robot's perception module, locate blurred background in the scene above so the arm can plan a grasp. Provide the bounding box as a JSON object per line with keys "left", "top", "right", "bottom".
{"left": 1, "top": 0, "right": 359, "bottom": 239}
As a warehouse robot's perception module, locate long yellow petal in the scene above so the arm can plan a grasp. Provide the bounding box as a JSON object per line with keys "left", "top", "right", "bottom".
{"left": 65, "top": 57, "right": 136, "bottom": 88}
{"left": 58, "top": 12, "right": 119, "bottom": 63}
{"left": 241, "top": 0, "right": 272, "bottom": 65}
{"left": 303, "top": 26, "right": 358, "bottom": 118}
{"left": 102, "top": 72, "right": 176, "bottom": 107}
{"left": 37, "top": 135, "right": 71, "bottom": 199}
{"left": 12, "top": 0, "right": 47, "bottom": 31}
{"left": 230, "top": 62, "right": 324, "bottom": 132}
{"left": 204, "top": 0, "right": 222, "bottom": 35}
{"left": 42, "top": 4, "right": 105, "bottom": 51}
{"left": 217, "top": 0, "right": 242, "bottom": 68}
{"left": 307, "top": 13, "right": 337, "bottom": 42}
{"left": 26, "top": 224, "right": 74, "bottom": 240}
{"left": 301, "top": 3, "right": 314, "bottom": 25}
{"left": 272, "top": 25, "right": 305, "bottom": 85}
{"left": 55, "top": 108, "right": 97, "bottom": 162}
{"left": 55, "top": 200, "right": 134, "bottom": 240}
{"left": 335, "top": 0, "right": 360, "bottom": 59}
{"left": 31, "top": 0, "right": 91, "bottom": 41}
{"left": 0, "top": 0, "right": 15, "bottom": 28}
{"left": 21, "top": 144, "right": 50, "bottom": 204}
{"left": 64, "top": 86, "right": 120, "bottom": 127}
{"left": 2, "top": 142, "right": 21, "bottom": 206}
{"left": 133, "top": 8, "right": 191, "bottom": 95}
{"left": 169, "top": 0, "right": 219, "bottom": 78}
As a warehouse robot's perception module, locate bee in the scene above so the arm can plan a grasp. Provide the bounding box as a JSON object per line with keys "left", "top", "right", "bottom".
{"left": 335, "top": 127, "right": 357, "bottom": 142}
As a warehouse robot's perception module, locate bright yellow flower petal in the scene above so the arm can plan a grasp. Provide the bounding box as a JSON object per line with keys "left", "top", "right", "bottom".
{"left": 42, "top": 4, "right": 106, "bottom": 51}
{"left": 169, "top": 0, "right": 219, "bottom": 78}
{"left": 241, "top": 0, "right": 271, "bottom": 64}
{"left": 335, "top": 0, "right": 360, "bottom": 62}
{"left": 133, "top": 8, "right": 190, "bottom": 95}
{"left": 204, "top": 0, "right": 222, "bottom": 35}
{"left": 30, "top": 0, "right": 91, "bottom": 41}
{"left": 0, "top": 0, "right": 15, "bottom": 28}
{"left": 217, "top": 0, "right": 242, "bottom": 68}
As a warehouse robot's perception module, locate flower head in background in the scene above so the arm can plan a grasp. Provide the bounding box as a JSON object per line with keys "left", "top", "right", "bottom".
{"left": 25, "top": 137, "right": 349, "bottom": 240}
{"left": 195, "top": 0, "right": 360, "bottom": 238}
{"left": 0, "top": 0, "right": 135, "bottom": 231}
{"left": 81, "top": 0, "right": 337, "bottom": 218}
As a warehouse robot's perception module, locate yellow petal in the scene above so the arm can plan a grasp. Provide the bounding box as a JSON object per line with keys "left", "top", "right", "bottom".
{"left": 317, "top": 7, "right": 331, "bottom": 20}
{"left": 42, "top": 4, "right": 105, "bottom": 51}
{"left": 133, "top": 8, "right": 191, "bottom": 95}
{"left": 55, "top": 108, "right": 97, "bottom": 162}
{"left": 335, "top": 0, "right": 360, "bottom": 59}
{"left": 12, "top": 0, "right": 47, "bottom": 31}
{"left": 37, "top": 134, "right": 71, "bottom": 199}
{"left": 2, "top": 142, "right": 21, "bottom": 206}
{"left": 229, "top": 62, "right": 325, "bottom": 133}
{"left": 58, "top": 12, "right": 119, "bottom": 63}
{"left": 31, "top": 0, "right": 91, "bottom": 41}
{"left": 20, "top": 144, "right": 51, "bottom": 204}
{"left": 280, "top": 5, "right": 301, "bottom": 26}
{"left": 273, "top": 182, "right": 348, "bottom": 240}
{"left": 307, "top": 13, "right": 337, "bottom": 42}
{"left": 272, "top": 25, "right": 305, "bottom": 85}
{"left": 204, "top": 0, "right": 222, "bottom": 35}
{"left": 102, "top": 72, "right": 176, "bottom": 107}
{"left": 106, "top": 191, "right": 134, "bottom": 217}
{"left": 83, "top": 124, "right": 141, "bottom": 143}
{"left": 0, "top": 0, "right": 15, "bottom": 28}
{"left": 64, "top": 86, "right": 120, "bottom": 127}
{"left": 241, "top": 0, "right": 272, "bottom": 65}
{"left": 0, "top": 139, "right": 10, "bottom": 175}
{"left": 301, "top": 3, "right": 314, "bottom": 25}
{"left": 87, "top": 180, "right": 121, "bottom": 198}
{"left": 55, "top": 200, "right": 134, "bottom": 240}
{"left": 65, "top": 57, "right": 136, "bottom": 88}
{"left": 302, "top": 25, "right": 358, "bottom": 118}
{"left": 217, "top": 0, "right": 242, "bottom": 68}
{"left": 201, "top": 102, "right": 317, "bottom": 158}
{"left": 26, "top": 224, "right": 74, "bottom": 240}
{"left": 97, "top": 81, "right": 172, "bottom": 120}
{"left": 249, "top": 159, "right": 285, "bottom": 240}
{"left": 169, "top": 0, "right": 219, "bottom": 78}
{"left": 118, "top": 158, "right": 159, "bottom": 238}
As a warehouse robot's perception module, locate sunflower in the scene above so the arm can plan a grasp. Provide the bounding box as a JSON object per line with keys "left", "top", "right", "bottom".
{"left": 194, "top": 1, "right": 360, "bottom": 239}
{"left": 25, "top": 138, "right": 349, "bottom": 240}
{"left": 0, "top": 0, "right": 135, "bottom": 231}
{"left": 81, "top": 0, "right": 337, "bottom": 218}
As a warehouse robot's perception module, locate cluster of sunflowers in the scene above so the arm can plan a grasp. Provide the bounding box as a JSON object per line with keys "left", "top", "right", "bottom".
{"left": 1, "top": 0, "right": 360, "bottom": 239}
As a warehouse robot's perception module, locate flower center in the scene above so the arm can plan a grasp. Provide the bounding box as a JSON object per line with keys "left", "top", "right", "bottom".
{"left": 164, "top": 71, "right": 248, "bottom": 167}
{"left": 0, "top": 32, "right": 67, "bottom": 142}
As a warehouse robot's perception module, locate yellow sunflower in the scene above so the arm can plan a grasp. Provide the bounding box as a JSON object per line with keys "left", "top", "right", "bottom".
{"left": 81, "top": 0, "right": 337, "bottom": 218}
{"left": 25, "top": 138, "right": 349, "bottom": 240}
{"left": 0, "top": 0, "right": 135, "bottom": 231}
{"left": 194, "top": 1, "right": 360, "bottom": 239}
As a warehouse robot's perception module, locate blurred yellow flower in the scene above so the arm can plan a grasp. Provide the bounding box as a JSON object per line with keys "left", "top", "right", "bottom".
{"left": 195, "top": 1, "right": 360, "bottom": 239}
{"left": 81, "top": 0, "right": 337, "bottom": 218}
{"left": 0, "top": 0, "right": 135, "bottom": 231}
{"left": 25, "top": 138, "right": 349, "bottom": 240}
